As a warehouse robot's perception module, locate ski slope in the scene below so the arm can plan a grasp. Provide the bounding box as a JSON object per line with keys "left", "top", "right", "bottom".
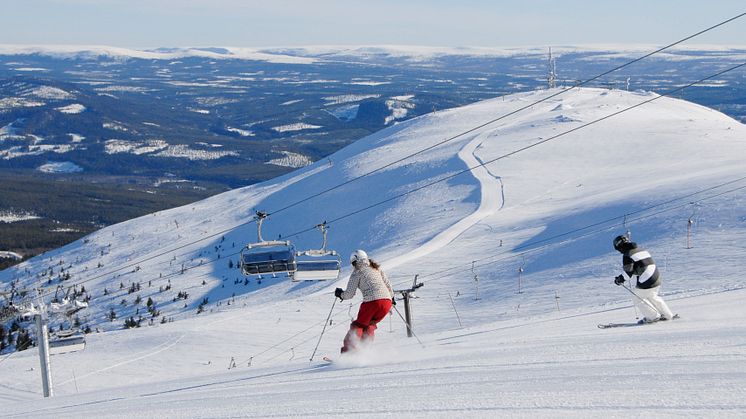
{"left": 1, "top": 87, "right": 746, "bottom": 417}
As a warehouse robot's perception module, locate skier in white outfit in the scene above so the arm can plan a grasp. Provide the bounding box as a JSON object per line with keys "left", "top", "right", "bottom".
{"left": 612, "top": 235, "right": 675, "bottom": 323}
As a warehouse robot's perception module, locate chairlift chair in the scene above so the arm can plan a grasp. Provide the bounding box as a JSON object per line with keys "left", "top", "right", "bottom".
{"left": 46, "top": 291, "right": 89, "bottom": 355}
{"left": 293, "top": 223, "right": 341, "bottom": 282}
{"left": 239, "top": 211, "right": 297, "bottom": 279}
{"left": 0, "top": 304, "right": 19, "bottom": 323}
{"left": 49, "top": 297, "right": 88, "bottom": 316}
{"left": 48, "top": 330, "right": 86, "bottom": 355}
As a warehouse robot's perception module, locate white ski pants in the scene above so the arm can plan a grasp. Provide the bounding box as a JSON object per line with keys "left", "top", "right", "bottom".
{"left": 633, "top": 285, "right": 674, "bottom": 321}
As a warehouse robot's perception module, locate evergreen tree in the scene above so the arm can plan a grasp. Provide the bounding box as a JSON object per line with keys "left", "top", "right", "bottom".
{"left": 16, "top": 329, "right": 32, "bottom": 351}
{"left": 124, "top": 317, "right": 140, "bottom": 329}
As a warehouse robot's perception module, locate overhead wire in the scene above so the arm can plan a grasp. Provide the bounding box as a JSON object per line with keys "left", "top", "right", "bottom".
{"left": 3, "top": 17, "right": 746, "bottom": 379}
{"left": 28, "top": 61, "right": 745, "bottom": 336}
{"left": 34, "top": 94, "right": 746, "bottom": 372}
{"left": 264, "top": 11, "right": 746, "bottom": 220}
{"left": 410, "top": 181, "right": 746, "bottom": 286}
{"left": 233, "top": 302, "right": 349, "bottom": 367}
{"left": 171, "top": 43, "right": 746, "bottom": 367}
{"left": 281, "top": 61, "right": 746, "bottom": 240}
{"left": 13, "top": 59, "right": 746, "bottom": 310}
{"left": 11, "top": 11, "right": 744, "bottom": 299}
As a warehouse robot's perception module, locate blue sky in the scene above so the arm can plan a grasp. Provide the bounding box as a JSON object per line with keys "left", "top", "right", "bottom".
{"left": 3, "top": 0, "right": 745, "bottom": 48}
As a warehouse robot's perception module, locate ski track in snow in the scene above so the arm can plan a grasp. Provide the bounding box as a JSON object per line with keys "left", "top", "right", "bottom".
{"left": 4, "top": 287, "right": 746, "bottom": 417}
{"left": 385, "top": 129, "right": 505, "bottom": 270}
{"left": 54, "top": 333, "right": 186, "bottom": 386}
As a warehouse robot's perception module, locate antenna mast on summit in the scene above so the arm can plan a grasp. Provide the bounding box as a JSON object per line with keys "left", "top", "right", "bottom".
{"left": 547, "top": 47, "right": 557, "bottom": 89}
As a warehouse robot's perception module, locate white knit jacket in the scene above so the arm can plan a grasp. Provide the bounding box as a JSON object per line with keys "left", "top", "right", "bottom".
{"left": 340, "top": 262, "right": 394, "bottom": 302}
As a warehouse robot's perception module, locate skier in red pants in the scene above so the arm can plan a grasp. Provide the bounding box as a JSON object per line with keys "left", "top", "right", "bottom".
{"left": 335, "top": 250, "right": 394, "bottom": 353}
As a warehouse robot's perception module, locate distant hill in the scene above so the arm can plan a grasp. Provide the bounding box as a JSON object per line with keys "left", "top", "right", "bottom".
{"left": 1, "top": 44, "right": 745, "bottom": 264}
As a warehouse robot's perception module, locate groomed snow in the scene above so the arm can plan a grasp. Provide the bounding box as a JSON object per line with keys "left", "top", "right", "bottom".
{"left": 1, "top": 87, "right": 745, "bottom": 417}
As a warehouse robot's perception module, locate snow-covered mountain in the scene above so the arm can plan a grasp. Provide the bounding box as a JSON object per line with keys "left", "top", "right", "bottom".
{"left": 2, "top": 87, "right": 746, "bottom": 416}
{"left": 3, "top": 44, "right": 746, "bottom": 63}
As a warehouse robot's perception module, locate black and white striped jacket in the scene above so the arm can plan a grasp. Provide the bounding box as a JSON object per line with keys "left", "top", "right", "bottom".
{"left": 621, "top": 244, "right": 661, "bottom": 289}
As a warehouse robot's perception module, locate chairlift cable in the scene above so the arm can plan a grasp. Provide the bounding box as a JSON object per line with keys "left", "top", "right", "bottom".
{"left": 264, "top": 12, "right": 746, "bottom": 220}
{"left": 401, "top": 182, "right": 746, "bottom": 287}
{"left": 50, "top": 11, "right": 744, "bottom": 287}
{"left": 234, "top": 303, "right": 348, "bottom": 367}
{"left": 10, "top": 14, "right": 746, "bottom": 302}
{"left": 281, "top": 61, "right": 746, "bottom": 240}
{"left": 417, "top": 175, "right": 746, "bottom": 284}
{"left": 15, "top": 60, "right": 746, "bottom": 306}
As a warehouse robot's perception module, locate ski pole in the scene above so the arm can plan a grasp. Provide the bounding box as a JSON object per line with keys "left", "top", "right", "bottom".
{"left": 309, "top": 296, "right": 337, "bottom": 362}
{"left": 620, "top": 282, "right": 661, "bottom": 317}
{"left": 392, "top": 305, "right": 424, "bottom": 347}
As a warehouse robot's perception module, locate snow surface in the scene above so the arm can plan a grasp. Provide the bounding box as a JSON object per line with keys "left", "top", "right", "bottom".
{"left": 1, "top": 87, "right": 746, "bottom": 417}
{"left": 324, "top": 94, "right": 381, "bottom": 106}
{"left": 3, "top": 44, "right": 746, "bottom": 70}
{"left": 0, "top": 45, "right": 316, "bottom": 65}
{"left": 67, "top": 134, "right": 85, "bottom": 143}
{"left": 0, "top": 97, "right": 45, "bottom": 112}
{"left": 0, "top": 211, "right": 41, "bottom": 223}
{"left": 225, "top": 127, "right": 255, "bottom": 137}
{"left": 271, "top": 123, "right": 322, "bottom": 133}
{"left": 55, "top": 104, "right": 86, "bottom": 114}
{"left": 36, "top": 161, "right": 84, "bottom": 174}
{"left": 25, "top": 86, "right": 73, "bottom": 100}
{"left": 267, "top": 151, "right": 313, "bottom": 168}
{"left": 102, "top": 140, "right": 237, "bottom": 161}
{"left": 0, "top": 251, "right": 23, "bottom": 260}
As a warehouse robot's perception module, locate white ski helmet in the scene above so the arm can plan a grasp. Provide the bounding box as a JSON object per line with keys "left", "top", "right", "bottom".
{"left": 349, "top": 249, "right": 369, "bottom": 264}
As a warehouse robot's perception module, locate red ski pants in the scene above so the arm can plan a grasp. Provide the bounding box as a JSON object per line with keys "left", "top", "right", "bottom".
{"left": 341, "top": 298, "right": 392, "bottom": 353}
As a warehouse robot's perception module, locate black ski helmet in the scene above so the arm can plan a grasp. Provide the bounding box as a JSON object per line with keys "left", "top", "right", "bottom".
{"left": 613, "top": 235, "right": 629, "bottom": 251}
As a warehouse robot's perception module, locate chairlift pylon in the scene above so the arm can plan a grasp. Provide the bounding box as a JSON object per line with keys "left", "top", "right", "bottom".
{"left": 294, "top": 222, "right": 341, "bottom": 282}
{"left": 239, "top": 211, "right": 297, "bottom": 279}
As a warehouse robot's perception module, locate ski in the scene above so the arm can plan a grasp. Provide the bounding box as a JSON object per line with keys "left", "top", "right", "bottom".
{"left": 598, "top": 321, "right": 650, "bottom": 329}
{"left": 322, "top": 356, "right": 334, "bottom": 364}
{"left": 598, "top": 314, "right": 679, "bottom": 329}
